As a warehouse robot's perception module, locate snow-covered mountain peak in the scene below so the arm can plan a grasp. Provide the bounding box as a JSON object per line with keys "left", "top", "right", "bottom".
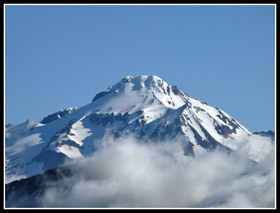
{"left": 105, "top": 75, "right": 170, "bottom": 93}
{"left": 91, "top": 75, "right": 188, "bottom": 112}
{"left": 5, "top": 75, "right": 274, "bottom": 181}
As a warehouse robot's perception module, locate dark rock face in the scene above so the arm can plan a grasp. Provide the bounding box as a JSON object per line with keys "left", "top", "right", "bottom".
{"left": 253, "top": 130, "right": 275, "bottom": 137}
{"left": 88, "top": 112, "right": 129, "bottom": 126}
{"left": 171, "top": 85, "right": 180, "bottom": 95}
{"left": 189, "top": 122, "right": 218, "bottom": 151}
{"left": 40, "top": 109, "right": 77, "bottom": 124}
{"left": 92, "top": 90, "right": 111, "bottom": 102}
{"left": 253, "top": 130, "right": 275, "bottom": 142}
{"left": 215, "top": 110, "right": 244, "bottom": 137}
{"left": 5, "top": 166, "right": 74, "bottom": 207}
{"left": 214, "top": 123, "right": 233, "bottom": 138}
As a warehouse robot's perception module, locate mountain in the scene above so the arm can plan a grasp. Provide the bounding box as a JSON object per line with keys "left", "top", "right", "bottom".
{"left": 253, "top": 130, "right": 275, "bottom": 140}
{"left": 5, "top": 75, "right": 274, "bottom": 183}
{"left": 5, "top": 165, "right": 74, "bottom": 207}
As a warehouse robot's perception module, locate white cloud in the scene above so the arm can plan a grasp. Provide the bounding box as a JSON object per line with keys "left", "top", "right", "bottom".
{"left": 35, "top": 134, "right": 275, "bottom": 208}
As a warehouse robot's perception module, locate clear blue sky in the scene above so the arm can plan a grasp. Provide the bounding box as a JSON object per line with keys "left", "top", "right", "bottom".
{"left": 5, "top": 4, "right": 275, "bottom": 132}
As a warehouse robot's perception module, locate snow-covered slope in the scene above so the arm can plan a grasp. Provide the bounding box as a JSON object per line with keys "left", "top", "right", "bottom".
{"left": 5, "top": 75, "right": 274, "bottom": 182}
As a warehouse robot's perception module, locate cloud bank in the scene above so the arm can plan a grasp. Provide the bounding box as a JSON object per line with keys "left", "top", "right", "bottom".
{"left": 32, "top": 134, "right": 275, "bottom": 208}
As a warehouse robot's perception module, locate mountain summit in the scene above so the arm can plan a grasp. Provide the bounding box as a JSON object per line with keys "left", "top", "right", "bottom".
{"left": 5, "top": 75, "right": 274, "bottom": 182}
